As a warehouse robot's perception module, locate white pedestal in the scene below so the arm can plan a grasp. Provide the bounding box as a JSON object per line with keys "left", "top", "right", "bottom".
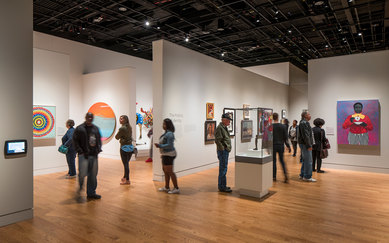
{"left": 235, "top": 158, "right": 272, "bottom": 199}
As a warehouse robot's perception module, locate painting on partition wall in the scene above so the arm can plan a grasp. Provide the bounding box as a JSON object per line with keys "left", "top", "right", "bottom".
{"left": 337, "top": 99, "right": 379, "bottom": 146}
{"left": 206, "top": 102, "right": 215, "bottom": 120}
{"left": 204, "top": 120, "right": 216, "bottom": 142}
{"left": 88, "top": 102, "right": 116, "bottom": 143}
{"left": 223, "top": 108, "right": 235, "bottom": 136}
{"left": 33, "top": 106, "right": 56, "bottom": 139}
{"left": 241, "top": 120, "right": 253, "bottom": 141}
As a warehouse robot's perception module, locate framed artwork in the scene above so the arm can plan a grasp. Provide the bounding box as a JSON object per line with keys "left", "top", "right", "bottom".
{"left": 33, "top": 105, "right": 56, "bottom": 139}
{"left": 337, "top": 99, "right": 379, "bottom": 146}
{"left": 243, "top": 104, "right": 250, "bottom": 120}
{"left": 223, "top": 108, "right": 235, "bottom": 136}
{"left": 257, "top": 109, "right": 273, "bottom": 136}
{"left": 88, "top": 102, "right": 116, "bottom": 144}
{"left": 241, "top": 120, "right": 253, "bottom": 140}
{"left": 204, "top": 120, "right": 216, "bottom": 142}
{"left": 282, "top": 109, "right": 286, "bottom": 119}
{"left": 206, "top": 103, "right": 215, "bottom": 120}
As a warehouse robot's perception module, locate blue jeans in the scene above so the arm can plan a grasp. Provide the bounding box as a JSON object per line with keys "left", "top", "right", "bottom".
{"left": 299, "top": 144, "right": 313, "bottom": 179}
{"left": 66, "top": 151, "right": 77, "bottom": 176}
{"left": 273, "top": 144, "right": 287, "bottom": 179}
{"left": 217, "top": 150, "right": 229, "bottom": 190}
{"left": 78, "top": 154, "right": 98, "bottom": 196}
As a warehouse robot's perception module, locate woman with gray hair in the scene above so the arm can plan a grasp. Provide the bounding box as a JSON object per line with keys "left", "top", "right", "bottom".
{"left": 62, "top": 119, "right": 76, "bottom": 179}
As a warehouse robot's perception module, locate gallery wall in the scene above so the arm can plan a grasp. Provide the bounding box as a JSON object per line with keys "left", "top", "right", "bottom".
{"left": 33, "top": 48, "right": 70, "bottom": 175}
{"left": 0, "top": 0, "right": 33, "bottom": 226}
{"left": 243, "top": 62, "right": 290, "bottom": 85}
{"left": 83, "top": 68, "right": 136, "bottom": 159}
{"left": 308, "top": 50, "right": 389, "bottom": 173}
{"left": 244, "top": 62, "right": 308, "bottom": 122}
{"left": 152, "top": 40, "right": 289, "bottom": 180}
{"left": 288, "top": 64, "right": 308, "bottom": 123}
{"left": 33, "top": 32, "right": 153, "bottom": 150}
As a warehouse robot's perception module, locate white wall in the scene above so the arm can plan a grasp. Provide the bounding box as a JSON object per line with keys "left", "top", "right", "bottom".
{"left": 0, "top": 0, "right": 33, "bottom": 226}
{"left": 33, "top": 32, "right": 153, "bottom": 150}
{"left": 83, "top": 68, "right": 136, "bottom": 159}
{"left": 33, "top": 48, "right": 70, "bottom": 175}
{"left": 308, "top": 50, "right": 389, "bottom": 173}
{"left": 153, "top": 40, "right": 289, "bottom": 180}
{"left": 289, "top": 63, "right": 308, "bottom": 123}
{"left": 244, "top": 62, "right": 289, "bottom": 85}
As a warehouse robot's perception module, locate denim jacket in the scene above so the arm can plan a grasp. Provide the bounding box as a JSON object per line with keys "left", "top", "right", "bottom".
{"left": 158, "top": 131, "right": 176, "bottom": 155}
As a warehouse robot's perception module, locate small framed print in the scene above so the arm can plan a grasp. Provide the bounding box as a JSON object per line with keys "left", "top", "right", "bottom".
{"left": 223, "top": 108, "right": 235, "bottom": 136}
{"left": 204, "top": 120, "right": 217, "bottom": 142}
{"left": 206, "top": 103, "right": 215, "bottom": 120}
{"left": 282, "top": 109, "right": 286, "bottom": 119}
{"left": 243, "top": 104, "right": 250, "bottom": 120}
{"left": 241, "top": 120, "right": 253, "bottom": 141}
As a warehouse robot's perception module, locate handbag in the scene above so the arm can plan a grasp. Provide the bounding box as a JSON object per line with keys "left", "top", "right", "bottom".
{"left": 320, "top": 130, "right": 329, "bottom": 159}
{"left": 121, "top": 144, "right": 134, "bottom": 153}
{"left": 58, "top": 145, "right": 68, "bottom": 154}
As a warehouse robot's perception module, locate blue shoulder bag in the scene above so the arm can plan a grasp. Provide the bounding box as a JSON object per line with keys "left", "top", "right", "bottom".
{"left": 121, "top": 144, "right": 134, "bottom": 153}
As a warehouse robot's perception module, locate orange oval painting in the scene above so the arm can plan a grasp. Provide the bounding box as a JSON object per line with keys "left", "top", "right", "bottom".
{"left": 88, "top": 102, "right": 116, "bottom": 141}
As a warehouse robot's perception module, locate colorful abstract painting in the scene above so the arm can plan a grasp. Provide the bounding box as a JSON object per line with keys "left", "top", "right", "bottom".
{"left": 33, "top": 106, "right": 56, "bottom": 139}
{"left": 88, "top": 102, "right": 116, "bottom": 141}
{"left": 337, "top": 99, "right": 379, "bottom": 146}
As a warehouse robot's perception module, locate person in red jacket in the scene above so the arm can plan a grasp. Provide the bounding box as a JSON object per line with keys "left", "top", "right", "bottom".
{"left": 342, "top": 102, "right": 373, "bottom": 145}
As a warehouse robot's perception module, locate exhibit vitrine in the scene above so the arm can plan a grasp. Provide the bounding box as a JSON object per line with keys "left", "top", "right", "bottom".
{"left": 234, "top": 107, "right": 273, "bottom": 163}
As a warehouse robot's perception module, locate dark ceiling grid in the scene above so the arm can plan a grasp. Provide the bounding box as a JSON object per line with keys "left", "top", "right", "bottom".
{"left": 33, "top": 0, "right": 388, "bottom": 72}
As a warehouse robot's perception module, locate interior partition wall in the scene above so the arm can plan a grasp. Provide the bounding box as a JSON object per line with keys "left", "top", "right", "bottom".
{"left": 0, "top": 1, "right": 33, "bottom": 226}
{"left": 152, "top": 39, "right": 289, "bottom": 181}
{"left": 308, "top": 50, "right": 389, "bottom": 173}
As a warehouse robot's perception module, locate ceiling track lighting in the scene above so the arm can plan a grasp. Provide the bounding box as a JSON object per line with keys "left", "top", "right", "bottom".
{"left": 217, "top": 19, "right": 225, "bottom": 31}
{"left": 185, "top": 35, "right": 189, "bottom": 42}
{"left": 145, "top": 21, "right": 150, "bottom": 27}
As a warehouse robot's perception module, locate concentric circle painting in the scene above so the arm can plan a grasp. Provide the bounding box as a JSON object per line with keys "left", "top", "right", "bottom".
{"left": 33, "top": 106, "right": 56, "bottom": 139}
{"left": 88, "top": 102, "right": 116, "bottom": 143}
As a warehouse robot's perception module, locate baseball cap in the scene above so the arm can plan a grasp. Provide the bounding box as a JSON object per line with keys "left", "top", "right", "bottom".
{"left": 221, "top": 113, "right": 233, "bottom": 120}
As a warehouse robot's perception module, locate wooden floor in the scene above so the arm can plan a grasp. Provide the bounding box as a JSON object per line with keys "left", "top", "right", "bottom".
{"left": 1, "top": 153, "right": 389, "bottom": 242}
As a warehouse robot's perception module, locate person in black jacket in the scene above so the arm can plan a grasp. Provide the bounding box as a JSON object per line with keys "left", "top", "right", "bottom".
{"left": 73, "top": 112, "right": 102, "bottom": 200}
{"left": 312, "top": 118, "right": 326, "bottom": 173}
{"left": 298, "top": 111, "right": 316, "bottom": 182}
{"left": 272, "top": 113, "right": 291, "bottom": 183}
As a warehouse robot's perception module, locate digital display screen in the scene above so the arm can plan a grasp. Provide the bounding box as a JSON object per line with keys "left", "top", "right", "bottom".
{"left": 4, "top": 140, "right": 27, "bottom": 155}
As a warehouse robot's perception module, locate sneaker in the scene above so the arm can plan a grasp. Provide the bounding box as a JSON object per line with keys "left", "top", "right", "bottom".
{"left": 158, "top": 187, "right": 170, "bottom": 192}
{"left": 303, "top": 178, "right": 317, "bottom": 182}
{"left": 66, "top": 175, "right": 76, "bottom": 179}
{"left": 168, "top": 188, "right": 180, "bottom": 194}
{"left": 299, "top": 176, "right": 303, "bottom": 180}
{"left": 145, "top": 158, "right": 153, "bottom": 163}
{"left": 317, "top": 170, "right": 325, "bottom": 173}
{"left": 87, "top": 194, "right": 102, "bottom": 199}
{"left": 120, "top": 180, "right": 131, "bottom": 185}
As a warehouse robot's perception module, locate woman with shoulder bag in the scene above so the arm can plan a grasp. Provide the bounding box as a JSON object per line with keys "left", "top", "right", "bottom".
{"left": 312, "top": 118, "right": 326, "bottom": 173}
{"left": 62, "top": 119, "right": 77, "bottom": 179}
{"left": 115, "top": 115, "right": 134, "bottom": 185}
{"left": 154, "top": 118, "right": 179, "bottom": 194}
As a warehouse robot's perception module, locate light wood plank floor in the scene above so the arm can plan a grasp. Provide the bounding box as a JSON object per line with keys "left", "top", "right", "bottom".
{"left": 1, "top": 153, "right": 389, "bottom": 242}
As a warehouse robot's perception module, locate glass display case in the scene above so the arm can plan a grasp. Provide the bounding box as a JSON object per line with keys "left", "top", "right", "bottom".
{"left": 234, "top": 107, "right": 273, "bottom": 163}
{"left": 228, "top": 106, "right": 273, "bottom": 199}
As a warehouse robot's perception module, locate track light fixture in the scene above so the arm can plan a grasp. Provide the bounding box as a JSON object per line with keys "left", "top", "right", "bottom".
{"left": 217, "top": 19, "right": 225, "bottom": 31}
{"left": 145, "top": 21, "right": 150, "bottom": 27}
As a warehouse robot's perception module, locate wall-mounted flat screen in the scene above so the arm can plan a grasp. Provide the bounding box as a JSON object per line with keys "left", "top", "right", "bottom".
{"left": 4, "top": 140, "right": 27, "bottom": 155}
